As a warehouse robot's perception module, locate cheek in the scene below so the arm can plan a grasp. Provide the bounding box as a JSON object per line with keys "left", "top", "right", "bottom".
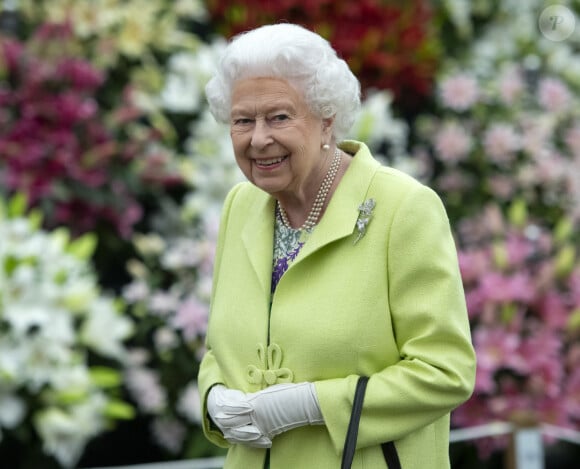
{"left": 231, "top": 146, "right": 252, "bottom": 179}
{"left": 230, "top": 132, "right": 246, "bottom": 154}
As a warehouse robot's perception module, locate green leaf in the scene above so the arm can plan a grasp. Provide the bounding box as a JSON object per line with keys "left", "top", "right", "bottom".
{"left": 3, "top": 256, "right": 19, "bottom": 277}
{"left": 27, "top": 209, "right": 44, "bottom": 230}
{"left": 54, "top": 389, "right": 89, "bottom": 405}
{"left": 492, "top": 241, "right": 508, "bottom": 270}
{"left": 8, "top": 193, "right": 27, "bottom": 217}
{"left": 554, "top": 217, "right": 574, "bottom": 244}
{"left": 568, "top": 308, "right": 580, "bottom": 332}
{"left": 67, "top": 233, "right": 97, "bottom": 260}
{"left": 500, "top": 303, "right": 517, "bottom": 324}
{"left": 90, "top": 367, "right": 122, "bottom": 389}
{"left": 554, "top": 244, "right": 576, "bottom": 278}
{"left": 51, "top": 227, "right": 71, "bottom": 250}
{"left": 104, "top": 400, "right": 136, "bottom": 420}
{"left": 507, "top": 198, "right": 527, "bottom": 228}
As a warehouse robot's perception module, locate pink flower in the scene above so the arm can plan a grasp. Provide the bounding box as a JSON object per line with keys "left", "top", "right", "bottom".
{"left": 473, "top": 327, "right": 526, "bottom": 393}
{"left": 564, "top": 368, "right": 580, "bottom": 418}
{"left": 534, "top": 397, "right": 572, "bottom": 429}
{"left": 537, "top": 77, "right": 571, "bottom": 113}
{"left": 487, "top": 175, "right": 516, "bottom": 200}
{"left": 436, "top": 170, "right": 473, "bottom": 192}
{"left": 535, "top": 290, "right": 570, "bottom": 329}
{"left": 122, "top": 281, "right": 150, "bottom": 303}
{"left": 564, "top": 122, "right": 580, "bottom": 158}
{"left": 149, "top": 291, "right": 179, "bottom": 316}
{"left": 125, "top": 368, "right": 167, "bottom": 413}
{"left": 497, "top": 66, "right": 525, "bottom": 104}
{"left": 479, "top": 272, "right": 535, "bottom": 304}
{"left": 504, "top": 232, "right": 534, "bottom": 267}
{"left": 433, "top": 122, "right": 472, "bottom": 163}
{"left": 483, "top": 124, "right": 521, "bottom": 164}
{"left": 438, "top": 73, "right": 479, "bottom": 111}
{"left": 569, "top": 269, "right": 580, "bottom": 304}
{"left": 452, "top": 395, "right": 490, "bottom": 427}
{"left": 458, "top": 251, "right": 490, "bottom": 284}
{"left": 519, "top": 115, "right": 552, "bottom": 160}
{"left": 151, "top": 417, "right": 186, "bottom": 454}
{"left": 172, "top": 296, "right": 208, "bottom": 340}
{"left": 519, "top": 332, "right": 563, "bottom": 397}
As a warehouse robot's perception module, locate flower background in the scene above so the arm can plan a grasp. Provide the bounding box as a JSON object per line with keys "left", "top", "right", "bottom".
{"left": 1, "top": 0, "right": 579, "bottom": 468}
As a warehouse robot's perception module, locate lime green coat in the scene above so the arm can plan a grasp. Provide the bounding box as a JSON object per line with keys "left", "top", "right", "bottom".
{"left": 198, "top": 141, "right": 476, "bottom": 469}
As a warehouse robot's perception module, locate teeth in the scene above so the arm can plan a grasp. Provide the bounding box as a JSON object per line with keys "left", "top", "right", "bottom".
{"left": 257, "top": 157, "right": 285, "bottom": 166}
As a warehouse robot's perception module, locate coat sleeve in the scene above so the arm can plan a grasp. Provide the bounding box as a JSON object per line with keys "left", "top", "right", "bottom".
{"left": 197, "top": 183, "right": 245, "bottom": 448}
{"left": 314, "top": 183, "right": 476, "bottom": 453}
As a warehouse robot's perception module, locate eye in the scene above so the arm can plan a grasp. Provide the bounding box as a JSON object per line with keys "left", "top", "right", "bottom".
{"left": 272, "top": 114, "right": 289, "bottom": 121}
{"left": 233, "top": 117, "right": 253, "bottom": 126}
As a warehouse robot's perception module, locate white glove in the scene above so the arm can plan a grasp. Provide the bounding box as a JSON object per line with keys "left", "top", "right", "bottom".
{"left": 246, "top": 382, "right": 324, "bottom": 439}
{"left": 207, "top": 385, "right": 272, "bottom": 448}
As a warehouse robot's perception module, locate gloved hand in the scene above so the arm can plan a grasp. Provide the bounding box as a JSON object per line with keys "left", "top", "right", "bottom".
{"left": 207, "top": 384, "right": 272, "bottom": 448}
{"left": 246, "top": 382, "right": 324, "bottom": 439}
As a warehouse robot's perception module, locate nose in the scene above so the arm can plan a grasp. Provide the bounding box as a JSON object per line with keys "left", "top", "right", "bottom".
{"left": 251, "top": 120, "right": 273, "bottom": 149}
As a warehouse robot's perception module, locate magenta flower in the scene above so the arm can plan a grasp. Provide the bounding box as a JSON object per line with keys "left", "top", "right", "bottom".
{"left": 453, "top": 211, "right": 579, "bottom": 454}
{"left": 473, "top": 327, "right": 525, "bottom": 392}
{"left": 0, "top": 23, "right": 183, "bottom": 238}
{"left": 458, "top": 250, "right": 490, "bottom": 284}
{"left": 564, "top": 369, "right": 580, "bottom": 419}
{"left": 535, "top": 290, "right": 571, "bottom": 329}
{"left": 479, "top": 271, "right": 535, "bottom": 304}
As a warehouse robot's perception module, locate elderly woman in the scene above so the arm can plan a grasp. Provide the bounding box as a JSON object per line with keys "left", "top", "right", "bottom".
{"left": 198, "top": 23, "right": 476, "bottom": 469}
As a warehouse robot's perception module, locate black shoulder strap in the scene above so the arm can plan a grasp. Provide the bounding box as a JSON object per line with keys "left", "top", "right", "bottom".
{"left": 341, "top": 376, "right": 369, "bottom": 469}
{"left": 341, "top": 376, "right": 402, "bottom": 469}
{"left": 382, "top": 440, "right": 402, "bottom": 469}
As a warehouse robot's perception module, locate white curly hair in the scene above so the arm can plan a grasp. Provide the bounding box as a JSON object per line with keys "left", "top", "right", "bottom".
{"left": 205, "top": 23, "right": 361, "bottom": 142}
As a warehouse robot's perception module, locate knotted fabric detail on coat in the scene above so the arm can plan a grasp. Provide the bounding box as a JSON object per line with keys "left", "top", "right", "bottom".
{"left": 246, "top": 343, "right": 294, "bottom": 385}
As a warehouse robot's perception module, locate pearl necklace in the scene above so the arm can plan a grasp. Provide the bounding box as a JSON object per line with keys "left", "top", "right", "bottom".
{"left": 277, "top": 148, "right": 341, "bottom": 231}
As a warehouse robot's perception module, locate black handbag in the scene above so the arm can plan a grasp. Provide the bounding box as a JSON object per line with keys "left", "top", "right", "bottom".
{"left": 341, "top": 376, "right": 402, "bottom": 469}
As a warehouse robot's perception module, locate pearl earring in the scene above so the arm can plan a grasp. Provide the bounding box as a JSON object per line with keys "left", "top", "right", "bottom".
{"left": 322, "top": 144, "right": 330, "bottom": 150}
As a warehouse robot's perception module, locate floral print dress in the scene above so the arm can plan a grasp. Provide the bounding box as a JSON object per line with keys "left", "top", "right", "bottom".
{"left": 271, "top": 207, "right": 313, "bottom": 295}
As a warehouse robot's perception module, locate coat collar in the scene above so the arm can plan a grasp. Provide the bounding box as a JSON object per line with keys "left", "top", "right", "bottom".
{"left": 299, "top": 140, "right": 380, "bottom": 259}
{"left": 241, "top": 141, "right": 381, "bottom": 292}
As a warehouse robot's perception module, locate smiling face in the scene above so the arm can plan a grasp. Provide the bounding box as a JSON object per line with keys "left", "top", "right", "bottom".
{"left": 229, "top": 77, "right": 333, "bottom": 201}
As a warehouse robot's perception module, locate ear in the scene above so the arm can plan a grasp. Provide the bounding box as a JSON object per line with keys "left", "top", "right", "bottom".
{"left": 322, "top": 116, "right": 335, "bottom": 138}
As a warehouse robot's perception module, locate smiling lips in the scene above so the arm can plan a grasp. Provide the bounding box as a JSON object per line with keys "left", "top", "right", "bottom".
{"left": 254, "top": 155, "right": 288, "bottom": 169}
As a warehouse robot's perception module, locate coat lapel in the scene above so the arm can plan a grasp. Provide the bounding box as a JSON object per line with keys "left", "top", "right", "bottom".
{"left": 241, "top": 194, "right": 275, "bottom": 296}
{"left": 294, "top": 141, "right": 381, "bottom": 264}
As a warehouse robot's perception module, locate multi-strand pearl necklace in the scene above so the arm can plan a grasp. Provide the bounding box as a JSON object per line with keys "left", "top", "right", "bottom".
{"left": 277, "top": 148, "right": 341, "bottom": 231}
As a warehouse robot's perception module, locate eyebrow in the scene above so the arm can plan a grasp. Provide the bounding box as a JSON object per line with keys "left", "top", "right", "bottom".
{"left": 230, "top": 101, "right": 296, "bottom": 117}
